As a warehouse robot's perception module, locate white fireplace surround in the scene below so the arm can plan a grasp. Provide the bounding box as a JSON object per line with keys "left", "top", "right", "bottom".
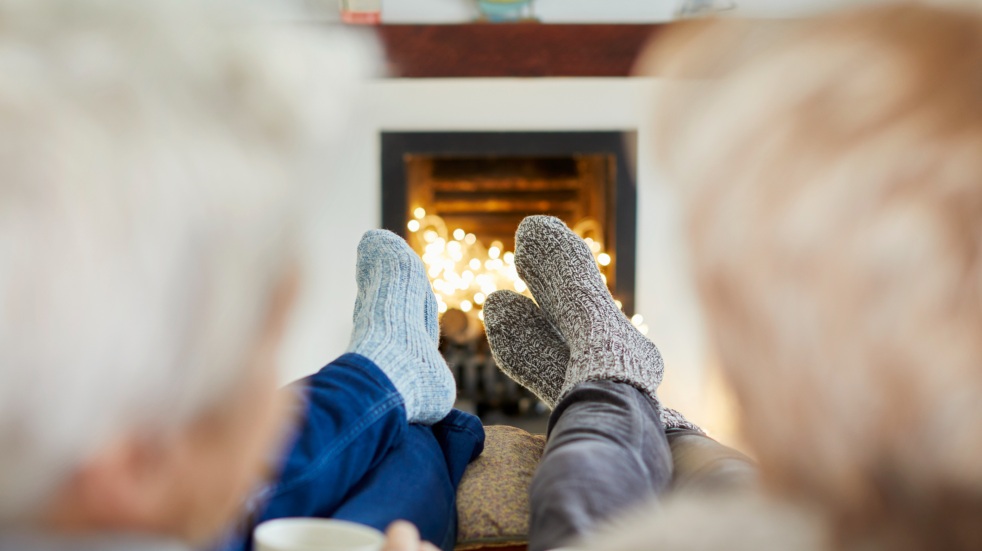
{"left": 280, "top": 77, "right": 731, "bottom": 435}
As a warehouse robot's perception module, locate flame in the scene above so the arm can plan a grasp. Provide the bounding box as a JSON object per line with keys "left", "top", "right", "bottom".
{"left": 407, "top": 209, "right": 647, "bottom": 334}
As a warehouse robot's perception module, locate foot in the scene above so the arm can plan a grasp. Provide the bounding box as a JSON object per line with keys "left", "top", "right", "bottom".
{"left": 347, "top": 230, "right": 456, "bottom": 425}
{"left": 514, "top": 216, "right": 664, "bottom": 403}
{"left": 484, "top": 290, "right": 568, "bottom": 409}
{"left": 484, "top": 289, "right": 702, "bottom": 432}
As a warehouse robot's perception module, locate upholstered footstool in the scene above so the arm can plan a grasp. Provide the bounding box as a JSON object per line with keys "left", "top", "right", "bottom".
{"left": 454, "top": 426, "right": 755, "bottom": 551}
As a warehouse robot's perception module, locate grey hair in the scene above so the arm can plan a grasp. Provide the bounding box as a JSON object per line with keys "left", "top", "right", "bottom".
{"left": 0, "top": 0, "right": 375, "bottom": 521}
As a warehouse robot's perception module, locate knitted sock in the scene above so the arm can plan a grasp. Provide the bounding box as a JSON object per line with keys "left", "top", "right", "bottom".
{"left": 483, "top": 290, "right": 567, "bottom": 409}
{"left": 514, "top": 215, "right": 665, "bottom": 403}
{"left": 483, "top": 289, "right": 702, "bottom": 432}
{"left": 347, "top": 230, "right": 456, "bottom": 425}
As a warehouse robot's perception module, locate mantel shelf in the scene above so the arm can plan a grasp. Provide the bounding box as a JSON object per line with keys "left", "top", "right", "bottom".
{"left": 376, "top": 24, "right": 666, "bottom": 78}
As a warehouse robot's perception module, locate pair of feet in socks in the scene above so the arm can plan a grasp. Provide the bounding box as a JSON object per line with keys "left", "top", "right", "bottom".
{"left": 348, "top": 215, "right": 695, "bottom": 430}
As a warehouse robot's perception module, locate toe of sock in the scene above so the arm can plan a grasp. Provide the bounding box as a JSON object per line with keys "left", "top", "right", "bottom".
{"left": 359, "top": 228, "right": 409, "bottom": 245}
{"left": 514, "top": 215, "right": 601, "bottom": 289}
{"left": 484, "top": 291, "right": 549, "bottom": 352}
{"left": 484, "top": 291, "right": 537, "bottom": 367}
{"left": 516, "top": 215, "right": 567, "bottom": 241}
{"left": 515, "top": 215, "right": 592, "bottom": 258}
{"left": 357, "top": 229, "right": 415, "bottom": 259}
{"left": 484, "top": 290, "right": 532, "bottom": 326}
{"left": 483, "top": 290, "right": 568, "bottom": 408}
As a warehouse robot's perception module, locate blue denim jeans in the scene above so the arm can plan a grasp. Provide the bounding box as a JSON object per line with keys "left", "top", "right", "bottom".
{"left": 215, "top": 353, "right": 485, "bottom": 551}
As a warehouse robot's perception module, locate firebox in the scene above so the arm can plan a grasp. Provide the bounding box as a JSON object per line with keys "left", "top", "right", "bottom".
{"left": 381, "top": 131, "right": 638, "bottom": 422}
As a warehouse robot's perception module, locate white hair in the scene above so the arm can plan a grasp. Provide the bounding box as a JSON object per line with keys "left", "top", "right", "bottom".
{"left": 645, "top": 4, "right": 982, "bottom": 548}
{"left": 0, "top": 0, "right": 376, "bottom": 521}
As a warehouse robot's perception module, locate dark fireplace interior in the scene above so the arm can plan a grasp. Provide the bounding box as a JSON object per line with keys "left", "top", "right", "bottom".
{"left": 382, "top": 131, "right": 637, "bottom": 428}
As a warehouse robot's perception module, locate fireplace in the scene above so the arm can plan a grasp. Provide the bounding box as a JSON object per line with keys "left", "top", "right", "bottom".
{"left": 381, "top": 131, "right": 638, "bottom": 422}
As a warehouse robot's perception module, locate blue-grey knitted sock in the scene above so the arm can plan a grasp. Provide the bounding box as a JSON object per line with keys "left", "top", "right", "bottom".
{"left": 347, "top": 229, "right": 456, "bottom": 425}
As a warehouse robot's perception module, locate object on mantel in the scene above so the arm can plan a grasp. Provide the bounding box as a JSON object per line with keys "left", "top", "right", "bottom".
{"left": 676, "top": 0, "right": 738, "bottom": 17}
{"left": 474, "top": 0, "right": 537, "bottom": 23}
{"left": 340, "top": 0, "right": 380, "bottom": 24}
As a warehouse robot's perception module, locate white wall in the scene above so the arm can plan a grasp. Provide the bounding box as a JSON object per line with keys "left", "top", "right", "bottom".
{"left": 279, "top": 77, "right": 731, "bottom": 435}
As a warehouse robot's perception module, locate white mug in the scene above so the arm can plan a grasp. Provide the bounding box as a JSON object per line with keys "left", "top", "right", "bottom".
{"left": 254, "top": 518, "right": 386, "bottom": 551}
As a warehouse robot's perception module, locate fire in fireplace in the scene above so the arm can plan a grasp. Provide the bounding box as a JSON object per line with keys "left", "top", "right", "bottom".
{"left": 382, "top": 131, "right": 640, "bottom": 421}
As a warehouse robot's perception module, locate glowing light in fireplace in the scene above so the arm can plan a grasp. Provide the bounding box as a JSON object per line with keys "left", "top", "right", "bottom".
{"left": 406, "top": 208, "right": 647, "bottom": 335}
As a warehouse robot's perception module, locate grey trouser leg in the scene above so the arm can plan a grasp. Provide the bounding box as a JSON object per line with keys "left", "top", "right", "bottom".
{"left": 528, "top": 381, "right": 673, "bottom": 551}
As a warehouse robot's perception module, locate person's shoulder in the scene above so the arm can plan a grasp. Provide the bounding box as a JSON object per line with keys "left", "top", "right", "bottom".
{"left": 584, "top": 490, "right": 830, "bottom": 551}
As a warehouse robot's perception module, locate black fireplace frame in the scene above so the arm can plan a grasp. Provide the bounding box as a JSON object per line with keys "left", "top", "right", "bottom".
{"left": 380, "top": 130, "right": 638, "bottom": 315}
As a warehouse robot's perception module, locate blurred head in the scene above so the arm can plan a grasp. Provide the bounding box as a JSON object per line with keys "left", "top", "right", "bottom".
{"left": 0, "top": 0, "right": 372, "bottom": 544}
{"left": 644, "top": 4, "right": 982, "bottom": 549}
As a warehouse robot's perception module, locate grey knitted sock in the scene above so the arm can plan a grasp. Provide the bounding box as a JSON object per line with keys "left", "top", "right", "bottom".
{"left": 484, "top": 290, "right": 567, "bottom": 409}
{"left": 484, "top": 289, "right": 702, "bottom": 432}
{"left": 347, "top": 229, "right": 456, "bottom": 425}
{"left": 514, "top": 215, "right": 665, "bottom": 404}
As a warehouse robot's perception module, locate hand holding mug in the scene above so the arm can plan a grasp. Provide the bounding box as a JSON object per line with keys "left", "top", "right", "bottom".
{"left": 382, "top": 521, "right": 441, "bottom": 551}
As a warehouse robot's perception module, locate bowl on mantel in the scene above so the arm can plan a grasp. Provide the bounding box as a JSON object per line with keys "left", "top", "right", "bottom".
{"left": 475, "top": 0, "right": 534, "bottom": 22}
